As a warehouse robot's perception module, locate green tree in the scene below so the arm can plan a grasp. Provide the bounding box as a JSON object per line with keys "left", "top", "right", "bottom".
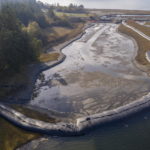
{"left": 0, "top": 5, "right": 37, "bottom": 73}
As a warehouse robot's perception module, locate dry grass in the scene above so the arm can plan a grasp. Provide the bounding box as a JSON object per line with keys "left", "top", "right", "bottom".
{"left": 39, "top": 53, "right": 60, "bottom": 63}
{"left": 67, "top": 23, "right": 84, "bottom": 39}
{"left": 53, "top": 23, "right": 84, "bottom": 39}
{"left": 45, "top": 23, "right": 84, "bottom": 48}
{"left": 0, "top": 117, "right": 39, "bottom": 150}
{"left": 52, "top": 27, "right": 72, "bottom": 37}
{"left": 127, "top": 20, "right": 150, "bottom": 36}
{"left": 118, "top": 24, "right": 150, "bottom": 66}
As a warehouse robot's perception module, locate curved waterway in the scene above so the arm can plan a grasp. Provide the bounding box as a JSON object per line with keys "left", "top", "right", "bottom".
{"left": 29, "top": 23, "right": 150, "bottom": 119}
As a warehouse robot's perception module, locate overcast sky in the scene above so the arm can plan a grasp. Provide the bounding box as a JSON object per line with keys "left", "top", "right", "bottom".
{"left": 38, "top": 0, "right": 150, "bottom": 10}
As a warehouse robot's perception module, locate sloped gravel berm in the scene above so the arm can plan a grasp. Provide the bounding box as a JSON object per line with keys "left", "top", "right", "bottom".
{"left": 1, "top": 92, "right": 150, "bottom": 136}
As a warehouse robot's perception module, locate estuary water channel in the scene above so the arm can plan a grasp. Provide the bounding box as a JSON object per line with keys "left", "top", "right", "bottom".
{"left": 18, "top": 23, "right": 150, "bottom": 150}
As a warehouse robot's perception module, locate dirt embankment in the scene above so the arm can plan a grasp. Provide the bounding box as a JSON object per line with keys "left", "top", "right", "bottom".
{"left": 118, "top": 24, "right": 150, "bottom": 72}
{"left": 126, "top": 20, "right": 150, "bottom": 37}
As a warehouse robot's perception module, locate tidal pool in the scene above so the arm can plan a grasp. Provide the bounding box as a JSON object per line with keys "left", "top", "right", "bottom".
{"left": 29, "top": 23, "right": 150, "bottom": 118}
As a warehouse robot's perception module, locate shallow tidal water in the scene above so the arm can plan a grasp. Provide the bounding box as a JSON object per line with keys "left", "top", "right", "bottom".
{"left": 30, "top": 23, "right": 150, "bottom": 118}
{"left": 18, "top": 108, "right": 150, "bottom": 150}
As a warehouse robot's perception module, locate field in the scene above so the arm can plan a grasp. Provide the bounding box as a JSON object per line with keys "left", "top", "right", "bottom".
{"left": 118, "top": 24, "right": 150, "bottom": 66}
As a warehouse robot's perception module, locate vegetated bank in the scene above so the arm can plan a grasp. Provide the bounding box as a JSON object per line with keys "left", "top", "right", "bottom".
{"left": 126, "top": 20, "right": 150, "bottom": 37}
{"left": 118, "top": 22, "right": 150, "bottom": 68}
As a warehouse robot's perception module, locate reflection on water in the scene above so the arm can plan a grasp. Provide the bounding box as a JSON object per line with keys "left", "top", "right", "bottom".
{"left": 30, "top": 23, "right": 150, "bottom": 117}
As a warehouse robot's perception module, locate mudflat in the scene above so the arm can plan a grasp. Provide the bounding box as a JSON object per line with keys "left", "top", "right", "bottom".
{"left": 29, "top": 23, "right": 150, "bottom": 118}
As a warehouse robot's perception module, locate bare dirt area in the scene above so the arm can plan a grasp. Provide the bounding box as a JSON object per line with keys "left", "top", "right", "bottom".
{"left": 29, "top": 23, "right": 150, "bottom": 118}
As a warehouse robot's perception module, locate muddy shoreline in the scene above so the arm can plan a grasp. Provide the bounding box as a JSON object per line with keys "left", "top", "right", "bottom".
{"left": 0, "top": 23, "right": 150, "bottom": 138}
